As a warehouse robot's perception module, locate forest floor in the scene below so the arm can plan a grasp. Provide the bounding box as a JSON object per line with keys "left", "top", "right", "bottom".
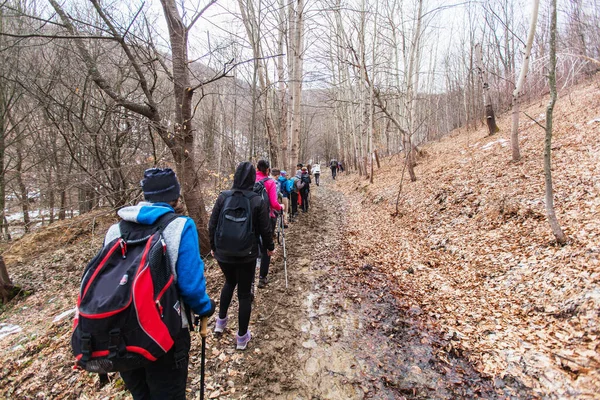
{"left": 334, "top": 75, "right": 600, "bottom": 398}
{"left": 0, "top": 75, "right": 598, "bottom": 399}
{"left": 0, "top": 177, "right": 523, "bottom": 400}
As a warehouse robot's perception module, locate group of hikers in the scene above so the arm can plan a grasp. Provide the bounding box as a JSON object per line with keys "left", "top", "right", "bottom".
{"left": 71, "top": 158, "right": 341, "bottom": 399}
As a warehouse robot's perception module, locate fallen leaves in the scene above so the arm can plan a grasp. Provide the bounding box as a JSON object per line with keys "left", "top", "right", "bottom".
{"left": 336, "top": 75, "right": 600, "bottom": 397}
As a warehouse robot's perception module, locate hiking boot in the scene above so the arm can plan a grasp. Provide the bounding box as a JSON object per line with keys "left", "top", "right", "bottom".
{"left": 236, "top": 331, "right": 252, "bottom": 350}
{"left": 257, "top": 277, "right": 268, "bottom": 288}
{"left": 283, "top": 224, "right": 289, "bottom": 228}
{"left": 214, "top": 316, "right": 228, "bottom": 333}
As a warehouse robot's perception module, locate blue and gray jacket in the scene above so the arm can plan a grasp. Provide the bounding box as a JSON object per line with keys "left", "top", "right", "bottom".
{"left": 278, "top": 176, "right": 290, "bottom": 198}
{"left": 104, "top": 202, "right": 212, "bottom": 326}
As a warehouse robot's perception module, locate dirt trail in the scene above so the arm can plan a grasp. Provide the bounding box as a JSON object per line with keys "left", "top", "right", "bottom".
{"left": 195, "top": 175, "right": 522, "bottom": 400}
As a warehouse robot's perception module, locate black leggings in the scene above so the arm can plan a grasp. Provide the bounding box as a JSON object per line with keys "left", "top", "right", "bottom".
{"left": 218, "top": 261, "right": 256, "bottom": 335}
{"left": 300, "top": 190, "right": 309, "bottom": 211}
{"left": 290, "top": 192, "right": 298, "bottom": 215}
{"left": 259, "top": 217, "right": 276, "bottom": 278}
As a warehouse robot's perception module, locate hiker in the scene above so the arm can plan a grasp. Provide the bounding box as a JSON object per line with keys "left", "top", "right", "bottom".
{"left": 299, "top": 167, "right": 311, "bottom": 212}
{"left": 287, "top": 172, "right": 300, "bottom": 220}
{"left": 106, "top": 168, "right": 215, "bottom": 399}
{"left": 338, "top": 160, "right": 344, "bottom": 173}
{"left": 277, "top": 170, "right": 290, "bottom": 226}
{"left": 296, "top": 163, "right": 303, "bottom": 177}
{"left": 292, "top": 170, "right": 306, "bottom": 213}
{"left": 209, "top": 162, "right": 275, "bottom": 350}
{"left": 255, "top": 159, "right": 283, "bottom": 288}
{"left": 330, "top": 159, "right": 338, "bottom": 179}
{"left": 312, "top": 163, "right": 321, "bottom": 186}
{"left": 271, "top": 168, "right": 282, "bottom": 193}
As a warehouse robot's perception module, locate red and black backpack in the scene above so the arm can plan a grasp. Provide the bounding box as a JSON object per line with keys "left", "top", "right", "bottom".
{"left": 71, "top": 213, "right": 185, "bottom": 373}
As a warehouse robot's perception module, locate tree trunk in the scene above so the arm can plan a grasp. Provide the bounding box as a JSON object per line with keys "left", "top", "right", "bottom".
{"left": 475, "top": 43, "right": 500, "bottom": 136}
{"left": 161, "top": 0, "right": 211, "bottom": 255}
{"left": 288, "top": 0, "right": 305, "bottom": 172}
{"left": 374, "top": 149, "right": 381, "bottom": 168}
{"left": 544, "top": 0, "right": 567, "bottom": 245}
{"left": 59, "top": 190, "right": 67, "bottom": 219}
{"left": 511, "top": 0, "right": 540, "bottom": 161}
{"left": 277, "top": 0, "right": 288, "bottom": 168}
{"left": 0, "top": 255, "right": 16, "bottom": 304}
{"left": 14, "top": 137, "right": 31, "bottom": 233}
{"left": 0, "top": 89, "right": 7, "bottom": 241}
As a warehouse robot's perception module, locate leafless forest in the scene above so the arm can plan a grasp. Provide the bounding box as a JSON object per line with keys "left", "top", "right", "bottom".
{"left": 0, "top": 0, "right": 597, "bottom": 239}
{"left": 1, "top": 0, "right": 600, "bottom": 398}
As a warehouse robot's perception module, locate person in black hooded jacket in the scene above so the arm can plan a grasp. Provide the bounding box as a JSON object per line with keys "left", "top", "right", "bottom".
{"left": 208, "top": 162, "right": 275, "bottom": 350}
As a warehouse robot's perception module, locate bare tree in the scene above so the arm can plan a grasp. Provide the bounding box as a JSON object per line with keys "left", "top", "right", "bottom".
{"left": 48, "top": 0, "right": 229, "bottom": 254}
{"left": 510, "top": 0, "right": 540, "bottom": 161}
{"left": 475, "top": 43, "right": 500, "bottom": 136}
{"left": 288, "top": 0, "right": 305, "bottom": 172}
{"left": 543, "top": 0, "right": 567, "bottom": 244}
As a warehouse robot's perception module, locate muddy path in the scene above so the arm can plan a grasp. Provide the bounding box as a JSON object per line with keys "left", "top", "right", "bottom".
{"left": 194, "top": 176, "right": 524, "bottom": 400}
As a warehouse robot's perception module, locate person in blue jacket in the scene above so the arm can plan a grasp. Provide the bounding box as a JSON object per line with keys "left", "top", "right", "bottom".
{"left": 277, "top": 170, "right": 290, "bottom": 226}
{"left": 103, "top": 168, "right": 215, "bottom": 400}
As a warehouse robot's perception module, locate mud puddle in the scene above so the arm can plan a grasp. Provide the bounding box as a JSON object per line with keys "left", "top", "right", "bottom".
{"left": 194, "top": 176, "right": 530, "bottom": 399}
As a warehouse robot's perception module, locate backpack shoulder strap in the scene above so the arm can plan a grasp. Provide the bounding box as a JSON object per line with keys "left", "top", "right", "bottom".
{"left": 119, "top": 212, "right": 181, "bottom": 242}
{"left": 155, "top": 212, "right": 182, "bottom": 234}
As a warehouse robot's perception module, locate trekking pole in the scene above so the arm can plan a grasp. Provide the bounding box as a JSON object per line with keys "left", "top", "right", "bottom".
{"left": 280, "top": 214, "right": 288, "bottom": 288}
{"left": 200, "top": 316, "right": 208, "bottom": 400}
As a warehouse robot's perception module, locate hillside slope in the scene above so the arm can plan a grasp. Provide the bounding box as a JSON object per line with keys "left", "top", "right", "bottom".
{"left": 336, "top": 75, "right": 600, "bottom": 398}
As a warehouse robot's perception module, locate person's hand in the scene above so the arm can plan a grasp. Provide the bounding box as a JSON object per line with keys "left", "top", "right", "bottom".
{"left": 198, "top": 299, "right": 216, "bottom": 320}
{"left": 210, "top": 249, "right": 215, "bottom": 257}
{"left": 267, "top": 249, "right": 275, "bottom": 257}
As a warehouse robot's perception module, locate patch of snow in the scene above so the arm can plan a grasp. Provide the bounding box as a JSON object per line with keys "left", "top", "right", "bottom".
{"left": 587, "top": 117, "right": 600, "bottom": 125}
{"left": 53, "top": 308, "right": 76, "bottom": 323}
{"left": 482, "top": 139, "right": 509, "bottom": 151}
{"left": 0, "top": 323, "right": 22, "bottom": 340}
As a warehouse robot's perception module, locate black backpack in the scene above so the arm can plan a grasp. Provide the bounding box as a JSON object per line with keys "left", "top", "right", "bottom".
{"left": 71, "top": 213, "right": 184, "bottom": 374}
{"left": 214, "top": 190, "right": 259, "bottom": 257}
{"left": 301, "top": 175, "right": 310, "bottom": 187}
{"left": 253, "top": 177, "right": 270, "bottom": 211}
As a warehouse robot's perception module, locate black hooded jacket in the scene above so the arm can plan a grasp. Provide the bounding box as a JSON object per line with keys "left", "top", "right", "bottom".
{"left": 208, "top": 162, "right": 275, "bottom": 264}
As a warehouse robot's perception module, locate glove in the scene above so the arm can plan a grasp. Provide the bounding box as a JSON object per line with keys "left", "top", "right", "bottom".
{"left": 198, "top": 299, "right": 216, "bottom": 320}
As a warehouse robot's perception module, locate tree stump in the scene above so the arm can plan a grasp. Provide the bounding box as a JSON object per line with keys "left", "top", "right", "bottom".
{"left": 0, "top": 255, "right": 18, "bottom": 304}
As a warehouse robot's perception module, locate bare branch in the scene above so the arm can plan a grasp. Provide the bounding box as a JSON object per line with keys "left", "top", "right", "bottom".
{"left": 47, "top": 0, "right": 154, "bottom": 118}
{"left": 0, "top": 32, "right": 117, "bottom": 40}
{"left": 187, "top": 0, "right": 217, "bottom": 30}
{"left": 523, "top": 111, "right": 546, "bottom": 130}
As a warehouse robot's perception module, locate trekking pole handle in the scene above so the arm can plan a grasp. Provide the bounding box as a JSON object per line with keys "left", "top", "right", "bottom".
{"left": 200, "top": 316, "right": 208, "bottom": 338}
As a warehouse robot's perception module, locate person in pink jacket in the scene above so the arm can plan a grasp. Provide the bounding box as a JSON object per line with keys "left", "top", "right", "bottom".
{"left": 256, "top": 160, "right": 283, "bottom": 287}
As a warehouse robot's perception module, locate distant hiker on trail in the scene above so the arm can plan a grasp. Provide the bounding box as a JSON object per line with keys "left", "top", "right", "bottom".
{"left": 287, "top": 173, "right": 299, "bottom": 221}
{"left": 271, "top": 168, "right": 282, "bottom": 194}
{"left": 330, "top": 159, "right": 339, "bottom": 179}
{"left": 277, "top": 170, "right": 290, "bottom": 227}
{"left": 209, "top": 162, "right": 275, "bottom": 350}
{"left": 312, "top": 163, "right": 321, "bottom": 186}
{"left": 300, "top": 167, "right": 311, "bottom": 212}
{"left": 255, "top": 160, "right": 283, "bottom": 288}
{"left": 338, "top": 160, "right": 344, "bottom": 173}
{"left": 292, "top": 170, "right": 307, "bottom": 214}
{"left": 76, "top": 168, "right": 215, "bottom": 400}
{"left": 296, "top": 163, "right": 303, "bottom": 177}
